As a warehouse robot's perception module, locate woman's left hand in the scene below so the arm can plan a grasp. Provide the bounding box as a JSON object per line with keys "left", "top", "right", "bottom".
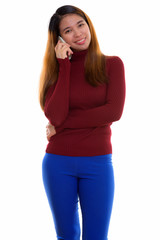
{"left": 46, "top": 122, "right": 56, "bottom": 141}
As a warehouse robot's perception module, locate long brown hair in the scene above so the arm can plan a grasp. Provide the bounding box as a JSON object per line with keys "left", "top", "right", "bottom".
{"left": 39, "top": 5, "right": 109, "bottom": 111}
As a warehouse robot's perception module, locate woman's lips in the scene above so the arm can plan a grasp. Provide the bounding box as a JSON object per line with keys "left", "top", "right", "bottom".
{"left": 75, "top": 38, "right": 86, "bottom": 45}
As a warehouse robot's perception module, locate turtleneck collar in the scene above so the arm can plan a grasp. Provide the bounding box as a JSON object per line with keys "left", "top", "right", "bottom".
{"left": 70, "top": 49, "right": 88, "bottom": 62}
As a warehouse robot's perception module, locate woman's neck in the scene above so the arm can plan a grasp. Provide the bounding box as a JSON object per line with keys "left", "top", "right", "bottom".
{"left": 70, "top": 49, "right": 88, "bottom": 62}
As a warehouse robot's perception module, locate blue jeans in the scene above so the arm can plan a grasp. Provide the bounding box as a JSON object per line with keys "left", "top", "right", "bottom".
{"left": 42, "top": 153, "right": 115, "bottom": 240}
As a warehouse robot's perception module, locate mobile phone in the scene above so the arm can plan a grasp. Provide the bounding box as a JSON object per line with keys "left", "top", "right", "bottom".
{"left": 58, "top": 36, "right": 66, "bottom": 43}
{"left": 58, "top": 36, "right": 72, "bottom": 60}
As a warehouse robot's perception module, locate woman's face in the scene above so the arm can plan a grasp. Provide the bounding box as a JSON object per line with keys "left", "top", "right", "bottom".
{"left": 59, "top": 14, "right": 91, "bottom": 51}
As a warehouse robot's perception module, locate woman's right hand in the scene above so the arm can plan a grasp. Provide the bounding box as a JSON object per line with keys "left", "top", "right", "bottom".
{"left": 55, "top": 40, "right": 73, "bottom": 59}
{"left": 46, "top": 122, "right": 56, "bottom": 141}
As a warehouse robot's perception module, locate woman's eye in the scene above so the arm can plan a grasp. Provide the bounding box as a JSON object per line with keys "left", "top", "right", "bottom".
{"left": 79, "top": 23, "right": 84, "bottom": 27}
{"left": 65, "top": 29, "right": 71, "bottom": 34}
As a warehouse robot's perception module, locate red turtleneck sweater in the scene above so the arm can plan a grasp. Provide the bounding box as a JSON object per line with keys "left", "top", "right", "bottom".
{"left": 44, "top": 50, "right": 126, "bottom": 156}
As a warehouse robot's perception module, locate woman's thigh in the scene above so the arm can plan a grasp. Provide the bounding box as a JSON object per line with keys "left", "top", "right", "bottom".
{"left": 77, "top": 154, "right": 115, "bottom": 240}
{"left": 42, "top": 153, "right": 81, "bottom": 240}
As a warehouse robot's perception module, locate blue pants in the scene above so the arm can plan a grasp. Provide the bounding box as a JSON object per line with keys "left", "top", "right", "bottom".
{"left": 42, "top": 153, "right": 115, "bottom": 240}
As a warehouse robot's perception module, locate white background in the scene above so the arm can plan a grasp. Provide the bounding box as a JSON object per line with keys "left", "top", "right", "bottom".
{"left": 0, "top": 0, "right": 160, "bottom": 239}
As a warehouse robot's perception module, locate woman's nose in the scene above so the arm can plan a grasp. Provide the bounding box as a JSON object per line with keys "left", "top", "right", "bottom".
{"left": 73, "top": 29, "right": 82, "bottom": 38}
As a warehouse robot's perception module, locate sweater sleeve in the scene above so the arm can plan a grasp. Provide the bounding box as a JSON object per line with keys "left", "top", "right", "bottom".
{"left": 44, "top": 58, "right": 71, "bottom": 127}
{"left": 56, "top": 56, "right": 125, "bottom": 130}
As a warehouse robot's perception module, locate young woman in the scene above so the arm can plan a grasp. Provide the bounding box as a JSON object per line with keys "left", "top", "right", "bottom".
{"left": 39, "top": 5, "right": 125, "bottom": 240}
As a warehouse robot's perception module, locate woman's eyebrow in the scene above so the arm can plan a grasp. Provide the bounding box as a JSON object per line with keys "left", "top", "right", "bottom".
{"left": 63, "top": 20, "right": 85, "bottom": 32}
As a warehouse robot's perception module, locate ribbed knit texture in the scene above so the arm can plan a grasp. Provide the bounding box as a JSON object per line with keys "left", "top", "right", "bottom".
{"left": 44, "top": 49, "right": 126, "bottom": 156}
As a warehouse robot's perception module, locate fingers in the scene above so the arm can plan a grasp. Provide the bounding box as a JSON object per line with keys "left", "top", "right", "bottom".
{"left": 46, "top": 127, "right": 50, "bottom": 135}
{"left": 55, "top": 40, "right": 73, "bottom": 59}
{"left": 46, "top": 123, "right": 56, "bottom": 141}
{"left": 55, "top": 40, "right": 70, "bottom": 49}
